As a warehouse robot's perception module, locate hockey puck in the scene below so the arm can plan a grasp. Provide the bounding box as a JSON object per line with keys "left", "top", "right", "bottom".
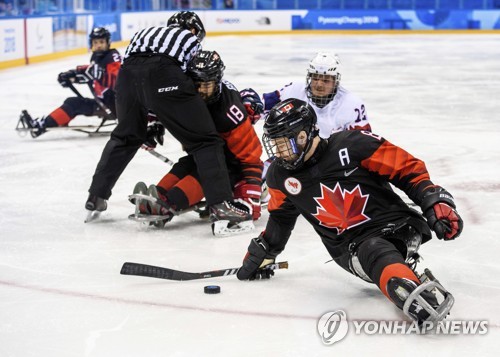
{"left": 204, "top": 285, "right": 221, "bottom": 294}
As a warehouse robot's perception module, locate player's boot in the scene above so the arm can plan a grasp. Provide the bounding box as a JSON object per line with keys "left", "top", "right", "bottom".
{"left": 85, "top": 194, "right": 107, "bottom": 212}
{"left": 209, "top": 200, "right": 254, "bottom": 236}
{"left": 84, "top": 194, "right": 107, "bottom": 223}
{"left": 19, "top": 110, "right": 46, "bottom": 138}
{"left": 147, "top": 184, "right": 174, "bottom": 227}
{"left": 129, "top": 181, "right": 150, "bottom": 214}
{"left": 387, "top": 273, "right": 454, "bottom": 325}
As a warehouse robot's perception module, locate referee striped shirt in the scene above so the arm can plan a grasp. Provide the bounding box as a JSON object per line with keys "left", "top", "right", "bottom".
{"left": 123, "top": 26, "right": 201, "bottom": 72}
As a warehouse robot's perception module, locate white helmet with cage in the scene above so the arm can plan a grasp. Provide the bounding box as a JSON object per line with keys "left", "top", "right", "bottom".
{"left": 306, "top": 52, "right": 341, "bottom": 108}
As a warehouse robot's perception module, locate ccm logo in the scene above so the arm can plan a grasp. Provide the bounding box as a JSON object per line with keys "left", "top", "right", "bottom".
{"left": 158, "top": 86, "right": 178, "bottom": 93}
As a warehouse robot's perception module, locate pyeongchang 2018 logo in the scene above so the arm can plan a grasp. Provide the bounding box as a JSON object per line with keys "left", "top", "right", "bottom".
{"left": 317, "top": 310, "right": 349, "bottom": 345}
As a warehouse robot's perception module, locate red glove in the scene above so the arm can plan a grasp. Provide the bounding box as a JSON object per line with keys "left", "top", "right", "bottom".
{"left": 233, "top": 181, "right": 262, "bottom": 220}
{"left": 427, "top": 202, "right": 463, "bottom": 240}
{"left": 421, "top": 187, "right": 463, "bottom": 240}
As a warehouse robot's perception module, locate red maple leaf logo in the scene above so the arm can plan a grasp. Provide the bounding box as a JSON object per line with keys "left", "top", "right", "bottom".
{"left": 313, "top": 183, "right": 370, "bottom": 234}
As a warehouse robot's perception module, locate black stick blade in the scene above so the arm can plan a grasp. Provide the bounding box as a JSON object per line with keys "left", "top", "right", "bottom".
{"left": 120, "top": 262, "right": 198, "bottom": 281}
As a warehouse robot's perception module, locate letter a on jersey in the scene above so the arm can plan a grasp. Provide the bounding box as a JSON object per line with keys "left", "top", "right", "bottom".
{"left": 313, "top": 183, "right": 371, "bottom": 234}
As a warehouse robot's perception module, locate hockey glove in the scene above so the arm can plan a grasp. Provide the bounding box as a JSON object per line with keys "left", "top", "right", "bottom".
{"left": 142, "top": 122, "right": 165, "bottom": 151}
{"left": 57, "top": 70, "right": 77, "bottom": 87}
{"left": 233, "top": 181, "right": 262, "bottom": 220}
{"left": 420, "top": 187, "right": 463, "bottom": 240}
{"left": 240, "top": 88, "right": 264, "bottom": 124}
{"left": 237, "top": 235, "right": 275, "bottom": 280}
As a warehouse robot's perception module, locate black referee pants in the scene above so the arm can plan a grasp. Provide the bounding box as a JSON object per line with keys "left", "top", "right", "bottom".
{"left": 89, "top": 55, "right": 233, "bottom": 205}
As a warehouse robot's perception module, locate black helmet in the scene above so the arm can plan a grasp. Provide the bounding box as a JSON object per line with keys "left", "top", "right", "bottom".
{"left": 167, "top": 11, "right": 206, "bottom": 42}
{"left": 89, "top": 27, "right": 111, "bottom": 49}
{"left": 187, "top": 50, "right": 225, "bottom": 104}
{"left": 263, "top": 98, "right": 318, "bottom": 170}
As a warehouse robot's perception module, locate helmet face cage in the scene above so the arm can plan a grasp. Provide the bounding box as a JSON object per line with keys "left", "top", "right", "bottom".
{"left": 89, "top": 27, "right": 111, "bottom": 50}
{"left": 306, "top": 52, "right": 341, "bottom": 108}
{"left": 262, "top": 99, "right": 318, "bottom": 170}
{"left": 167, "top": 11, "right": 206, "bottom": 42}
{"left": 187, "top": 51, "right": 225, "bottom": 104}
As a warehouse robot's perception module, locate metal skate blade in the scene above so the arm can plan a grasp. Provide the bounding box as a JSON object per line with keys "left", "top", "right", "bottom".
{"left": 212, "top": 220, "right": 255, "bottom": 237}
{"left": 84, "top": 210, "right": 101, "bottom": 223}
{"left": 128, "top": 213, "right": 172, "bottom": 222}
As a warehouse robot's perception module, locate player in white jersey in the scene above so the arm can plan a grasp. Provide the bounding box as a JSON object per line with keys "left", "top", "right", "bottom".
{"left": 262, "top": 52, "right": 371, "bottom": 138}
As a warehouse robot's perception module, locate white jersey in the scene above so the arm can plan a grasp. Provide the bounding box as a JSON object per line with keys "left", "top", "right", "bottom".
{"left": 264, "top": 82, "right": 371, "bottom": 138}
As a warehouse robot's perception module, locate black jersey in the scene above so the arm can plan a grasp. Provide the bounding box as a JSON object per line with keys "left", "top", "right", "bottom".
{"left": 123, "top": 26, "right": 200, "bottom": 71}
{"left": 90, "top": 49, "right": 121, "bottom": 99}
{"left": 207, "top": 80, "right": 263, "bottom": 185}
{"left": 264, "top": 130, "right": 433, "bottom": 258}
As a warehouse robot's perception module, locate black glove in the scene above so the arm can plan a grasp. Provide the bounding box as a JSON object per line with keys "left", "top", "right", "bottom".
{"left": 240, "top": 88, "right": 264, "bottom": 124}
{"left": 57, "top": 70, "right": 77, "bottom": 87}
{"left": 420, "top": 187, "right": 463, "bottom": 240}
{"left": 142, "top": 122, "right": 165, "bottom": 151}
{"left": 237, "top": 235, "right": 275, "bottom": 280}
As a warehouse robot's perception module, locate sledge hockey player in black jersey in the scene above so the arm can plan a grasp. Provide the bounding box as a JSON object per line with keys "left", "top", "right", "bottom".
{"left": 130, "top": 50, "right": 264, "bottom": 236}
{"left": 19, "top": 27, "right": 121, "bottom": 138}
{"left": 85, "top": 12, "right": 249, "bottom": 230}
{"left": 237, "top": 98, "right": 464, "bottom": 325}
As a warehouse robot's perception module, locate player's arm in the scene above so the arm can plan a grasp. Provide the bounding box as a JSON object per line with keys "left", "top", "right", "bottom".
{"left": 262, "top": 82, "right": 295, "bottom": 111}
{"left": 359, "top": 131, "right": 463, "bottom": 240}
{"left": 220, "top": 118, "right": 263, "bottom": 185}
{"left": 358, "top": 131, "right": 433, "bottom": 202}
{"left": 237, "top": 180, "right": 300, "bottom": 281}
{"left": 218, "top": 87, "right": 264, "bottom": 185}
{"left": 221, "top": 117, "right": 263, "bottom": 220}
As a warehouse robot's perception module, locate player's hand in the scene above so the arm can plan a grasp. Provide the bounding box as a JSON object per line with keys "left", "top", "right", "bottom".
{"left": 142, "top": 122, "right": 165, "bottom": 151}
{"left": 421, "top": 187, "right": 463, "bottom": 240}
{"left": 240, "top": 88, "right": 264, "bottom": 124}
{"left": 233, "top": 181, "right": 262, "bottom": 220}
{"left": 237, "top": 235, "right": 275, "bottom": 280}
{"left": 57, "top": 70, "right": 77, "bottom": 87}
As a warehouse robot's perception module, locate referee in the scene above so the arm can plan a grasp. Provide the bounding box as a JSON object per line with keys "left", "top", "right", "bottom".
{"left": 86, "top": 12, "right": 247, "bottom": 226}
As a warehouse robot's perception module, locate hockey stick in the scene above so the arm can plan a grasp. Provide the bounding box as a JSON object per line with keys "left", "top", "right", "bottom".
{"left": 143, "top": 147, "right": 174, "bottom": 165}
{"left": 87, "top": 82, "right": 116, "bottom": 121}
{"left": 67, "top": 82, "right": 85, "bottom": 99}
{"left": 120, "top": 261, "right": 288, "bottom": 281}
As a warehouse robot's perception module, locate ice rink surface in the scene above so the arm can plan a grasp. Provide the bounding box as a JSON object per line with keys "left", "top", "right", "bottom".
{"left": 0, "top": 33, "right": 499, "bottom": 356}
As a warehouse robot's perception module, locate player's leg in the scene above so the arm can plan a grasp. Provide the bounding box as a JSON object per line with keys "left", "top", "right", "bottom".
{"left": 87, "top": 64, "right": 147, "bottom": 206}
{"left": 19, "top": 97, "right": 96, "bottom": 138}
{"left": 147, "top": 59, "right": 233, "bottom": 207}
{"left": 332, "top": 226, "right": 453, "bottom": 324}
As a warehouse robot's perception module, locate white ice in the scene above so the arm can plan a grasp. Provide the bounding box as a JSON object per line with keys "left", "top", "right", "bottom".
{"left": 0, "top": 33, "right": 499, "bottom": 356}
